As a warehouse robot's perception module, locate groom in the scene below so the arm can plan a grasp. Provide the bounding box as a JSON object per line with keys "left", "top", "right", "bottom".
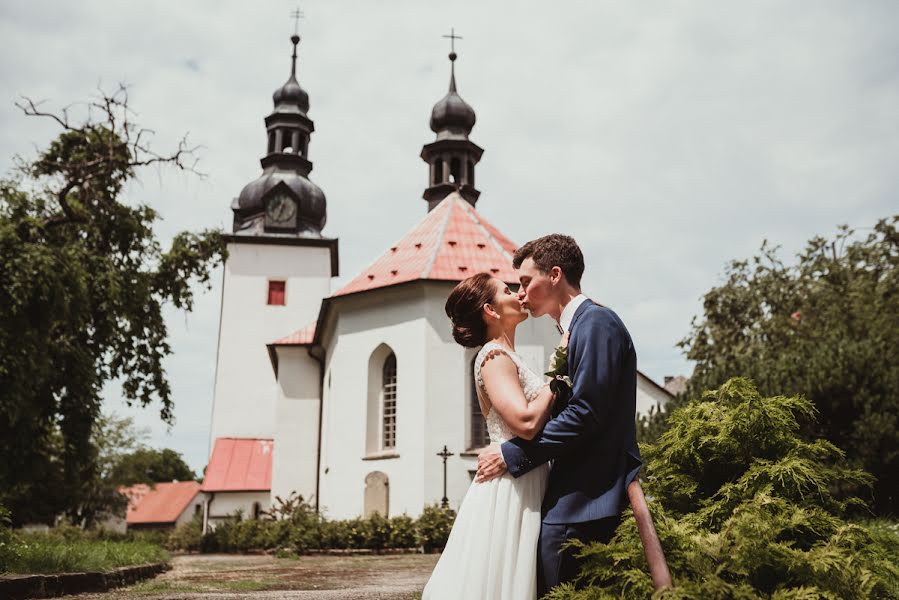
{"left": 476, "top": 234, "right": 642, "bottom": 596}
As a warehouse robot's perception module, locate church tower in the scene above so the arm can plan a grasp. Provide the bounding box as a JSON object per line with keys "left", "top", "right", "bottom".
{"left": 420, "top": 41, "right": 484, "bottom": 211}
{"left": 209, "top": 31, "right": 338, "bottom": 443}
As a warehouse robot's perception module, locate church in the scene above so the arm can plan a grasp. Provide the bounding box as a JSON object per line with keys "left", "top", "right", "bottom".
{"left": 201, "top": 32, "right": 673, "bottom": 529}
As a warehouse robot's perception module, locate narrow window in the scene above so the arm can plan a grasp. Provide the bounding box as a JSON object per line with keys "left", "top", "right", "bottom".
{"left": 470, "top": 356, "right": 489, "bottom": 448}
{"left": 468, "top": 160, "right": 475, "bottom": 186}
{"left": 267, "top": 280, "right": 286, "bottom": 305}
{"left": 434, "top": 160, "right": 444, "bottom": 185}
{"left": 450, "top": 158, "right": 461, "bottom": 183}
{"left": 382, "top": 353, "right": 397, "bottom": 449}
{"left": 252, "top": 502, "right": 261, "bottom": 520}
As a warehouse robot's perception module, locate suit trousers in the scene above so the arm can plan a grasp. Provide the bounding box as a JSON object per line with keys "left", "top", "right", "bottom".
{"left": 537, "top": 515, "right": 621, "bottom": 598}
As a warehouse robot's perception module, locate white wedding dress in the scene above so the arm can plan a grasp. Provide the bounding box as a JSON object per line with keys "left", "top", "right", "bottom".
{"left": 422, "top": 342, "right": 550, "bottom": 600}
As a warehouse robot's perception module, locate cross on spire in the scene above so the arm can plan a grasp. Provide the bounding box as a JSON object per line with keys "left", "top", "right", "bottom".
{"left": 442, "top": 27, "right": 462, "bottom": 59}
{"left": 290, "top": 7, "right": 304, "bottom": 36}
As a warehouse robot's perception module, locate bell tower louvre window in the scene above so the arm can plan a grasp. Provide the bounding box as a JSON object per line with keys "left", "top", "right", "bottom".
{"left": 267, "top": 280, "right": 286, "bottom": 305}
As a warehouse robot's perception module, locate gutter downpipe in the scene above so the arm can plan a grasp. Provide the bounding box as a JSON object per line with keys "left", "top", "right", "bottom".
{"left": 307, "top": 345, "right": 325, "bottom": 516}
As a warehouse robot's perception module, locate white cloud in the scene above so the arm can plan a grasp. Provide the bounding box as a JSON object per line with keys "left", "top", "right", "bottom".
{"left": 2, "top": 0, "right": 897, "bottom": 472}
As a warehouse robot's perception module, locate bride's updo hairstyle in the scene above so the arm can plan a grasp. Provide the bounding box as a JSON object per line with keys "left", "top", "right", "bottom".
{"left": 445, "top": 272, "right": 497, "bottom": 348}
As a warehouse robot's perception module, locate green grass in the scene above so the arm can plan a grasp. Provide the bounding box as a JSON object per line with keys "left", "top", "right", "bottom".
{"left": 130, "top": 577, "right": 279, "bottom": 593}
{"left": 1, "top": 535, "right": 169, "bottom": 575}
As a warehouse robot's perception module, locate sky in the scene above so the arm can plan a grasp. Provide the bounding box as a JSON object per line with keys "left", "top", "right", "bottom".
{"left": 2, "top": 0, "right": 897, "bottom": 474}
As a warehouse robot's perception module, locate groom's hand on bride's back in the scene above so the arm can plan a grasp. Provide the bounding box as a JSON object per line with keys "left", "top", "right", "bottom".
{"left": 475, "top": 444, "right": 507, "bottom": 483}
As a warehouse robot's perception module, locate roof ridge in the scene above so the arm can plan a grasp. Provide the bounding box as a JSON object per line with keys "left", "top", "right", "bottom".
{"left": 459, "top": 199, "right": 515, "bottom": 261}
{"left": 421, "top": 196, "right": 456, "bottom": 278}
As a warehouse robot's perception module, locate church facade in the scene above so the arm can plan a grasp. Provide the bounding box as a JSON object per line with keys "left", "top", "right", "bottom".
{"left": 202, "top": 34, "right": 671, "bottom": 527}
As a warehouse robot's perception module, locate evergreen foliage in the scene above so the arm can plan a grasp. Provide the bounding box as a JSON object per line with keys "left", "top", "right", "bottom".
{"left": 0, "top": 88, "right": 225, "bottom": 526}
{"left": 642, "top": 217, "right": 899, "bottom": 514}
{"left": 549, "top": 378, "right": 899, "bottom": 599}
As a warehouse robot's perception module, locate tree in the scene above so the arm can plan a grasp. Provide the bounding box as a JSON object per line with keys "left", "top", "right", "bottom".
{"left": 74, "top": 413, "right": 147, "bottom": 527}
{"left": 110, "top": 448, "right": 196, "bottom": 486}
{"left": 0, "top": 87, "right": 226, "bottom": 525}
{"left": 642, "top": 217, "right": 899, "bottom": 514}
{"left": 549, "top": 379, "right": 899, "bottom": 599}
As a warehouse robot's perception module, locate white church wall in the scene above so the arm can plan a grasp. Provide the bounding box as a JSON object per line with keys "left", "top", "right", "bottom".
{"left": 317, "top": 286, "right": 431, "bottom": 520}
{"left": 175, "top": 495, "right": 205, "bottom": 527}
{"left": 636, "top": 372, "right": 671, "bottom": 417}
{"left": 272, "top": 346, "right": 322, "bottom": 505}
{"left": 211, "top": 242, "right": 332, "bottom": 442}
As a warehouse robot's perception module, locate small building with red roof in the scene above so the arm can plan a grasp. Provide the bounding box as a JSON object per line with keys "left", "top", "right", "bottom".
{"left": 119, "top": 481, "right": 204, "bottom": 530}
{"left": 206, "top": 39, "right": 672, "bottom": 524}
{"left": 201, "top": 438, "right": 273, "bottom": 529}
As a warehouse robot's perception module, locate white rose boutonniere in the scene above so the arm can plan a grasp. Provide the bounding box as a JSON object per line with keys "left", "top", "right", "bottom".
{"left": 545, "top": 344, "right": 572, "bottom": 396}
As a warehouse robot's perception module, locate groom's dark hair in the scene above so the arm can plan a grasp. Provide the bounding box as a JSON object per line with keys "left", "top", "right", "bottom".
{"left": 512, "top": 234, "right": 584, "bottom": 289}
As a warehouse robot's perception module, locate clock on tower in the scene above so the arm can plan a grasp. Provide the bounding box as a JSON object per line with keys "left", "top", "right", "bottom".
{"left": 265, "top": 191, "right": 298, "bottom": 230}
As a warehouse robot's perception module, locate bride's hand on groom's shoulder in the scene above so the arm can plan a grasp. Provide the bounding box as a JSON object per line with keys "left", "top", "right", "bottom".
{"left": 475, "top": 444, "right": 507, "bottom": 483}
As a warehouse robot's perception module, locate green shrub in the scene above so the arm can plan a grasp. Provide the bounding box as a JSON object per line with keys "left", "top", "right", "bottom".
{"left": 388, "top": 515, "right": 417, "bottom": 549}
{"left": 547, "top": 378, "right": 899, "bottom": 600}
{"left": 318, "top": 519, "right": 349, "bottom": 549}
{"left": 193, "top": 497, "right": 457, "bottom": 554}
{"left": 417, "top": 505, "right": 456, "bottom": 553}
{"left": 167, "top": 514, "right": 203, "bottom": 552}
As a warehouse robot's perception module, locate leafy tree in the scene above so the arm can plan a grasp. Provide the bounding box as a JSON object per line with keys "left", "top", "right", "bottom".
{"left": 73, "top": 413, "right": 148, "bottom": 527}
{"left": 550, "top": 379, "right": 899, "bottom": 599}
{"left": 642, "top": 217, "right": 898, "bottom": 514}
{"left": 0, "top": 87, "right": 226, "bottom": 526}
{"left": 110, "top": 448, "right": 196, "bottom": 486}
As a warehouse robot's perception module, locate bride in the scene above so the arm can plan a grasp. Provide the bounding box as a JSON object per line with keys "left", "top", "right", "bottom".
{"left": 422, "top": 272, "right": 563, "bottom": 600}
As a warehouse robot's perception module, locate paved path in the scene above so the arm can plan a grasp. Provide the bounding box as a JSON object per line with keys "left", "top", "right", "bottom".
{"left": 82, "top": 553, "right": 438, "bottom": 600}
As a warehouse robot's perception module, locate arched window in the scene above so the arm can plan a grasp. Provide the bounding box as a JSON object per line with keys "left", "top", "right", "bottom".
{"left": 381, "top": 354, "right": 397, "bottom": 449}
{"left": 469, "top": 356, "right": 489, "bottom": 449}
{"left": 366, "top": 344, "right": 396, "bottom": 455}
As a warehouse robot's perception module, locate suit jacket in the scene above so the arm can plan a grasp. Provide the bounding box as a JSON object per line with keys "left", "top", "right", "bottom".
{"left": 501, "top": 302, "right": 642, "bottom": 524}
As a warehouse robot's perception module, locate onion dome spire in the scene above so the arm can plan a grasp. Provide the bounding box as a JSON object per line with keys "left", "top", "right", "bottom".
{"left": 272, "top": 34, "right": 310, "bottom": 115}
{"left": 420, "top": 29, "right": 484, "bottom": 212}
{"left": 429, "top": 41, "right": 476, "bottom": 134}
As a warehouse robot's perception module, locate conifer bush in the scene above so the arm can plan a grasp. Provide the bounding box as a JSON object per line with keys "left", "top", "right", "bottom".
{"left": 548, "top": 378, "right": 899, "bottom": 599}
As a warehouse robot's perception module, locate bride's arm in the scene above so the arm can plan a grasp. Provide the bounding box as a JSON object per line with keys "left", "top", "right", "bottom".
{"left": 480, "top": 353, "right": 555, "bottom": 441}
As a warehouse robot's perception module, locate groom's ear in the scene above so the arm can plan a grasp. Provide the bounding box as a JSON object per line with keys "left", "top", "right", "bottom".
{"left": 549, "top": 266, "right": 564, "bottom": 286}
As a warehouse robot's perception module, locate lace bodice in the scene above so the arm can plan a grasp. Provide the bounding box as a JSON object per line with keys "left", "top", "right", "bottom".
{"left": 474, "top": 342, "right": 546, "bottom": 444}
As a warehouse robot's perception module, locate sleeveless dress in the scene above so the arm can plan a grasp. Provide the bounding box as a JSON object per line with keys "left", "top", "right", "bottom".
{"left": 422, "top": 342, "right": 550, "bottom": 600}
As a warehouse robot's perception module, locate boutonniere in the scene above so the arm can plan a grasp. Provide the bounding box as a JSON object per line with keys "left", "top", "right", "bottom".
{"left": 545, "top": 345, "right": 572, "bottom": 395}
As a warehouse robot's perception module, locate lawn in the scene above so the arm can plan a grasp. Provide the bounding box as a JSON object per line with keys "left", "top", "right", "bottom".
{"left": 1, "top": 535, "right": 169, "bottom": 575}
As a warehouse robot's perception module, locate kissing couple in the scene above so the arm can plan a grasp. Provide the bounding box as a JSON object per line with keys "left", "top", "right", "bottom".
{"left": 422, "top": 234, "right": 643, "bottom": 599}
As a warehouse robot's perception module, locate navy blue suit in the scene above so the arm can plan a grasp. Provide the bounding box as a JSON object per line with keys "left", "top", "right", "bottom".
{"left": 501, "top": 302, "right": 642, "bottom": 594}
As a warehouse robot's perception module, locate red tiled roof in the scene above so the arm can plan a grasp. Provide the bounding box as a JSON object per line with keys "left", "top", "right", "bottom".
{"left": 121, "top": 481, "right": 201, "bottom": 525}
{"left": 272, "top": 321, "right": 316, "bottom": 345}
{"left": 202, "top": 438, "right": 273, "bottom": 492}
{"left": 334, "top": 194, "right": 519, "bottom": 297}
{"left": 118, "top": 483, "right": 152, "bottom": 512}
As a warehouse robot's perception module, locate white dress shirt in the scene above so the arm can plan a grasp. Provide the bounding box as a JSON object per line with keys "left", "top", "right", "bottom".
{"left": 559, "top": 293, "right": 589, "bottom": 333}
